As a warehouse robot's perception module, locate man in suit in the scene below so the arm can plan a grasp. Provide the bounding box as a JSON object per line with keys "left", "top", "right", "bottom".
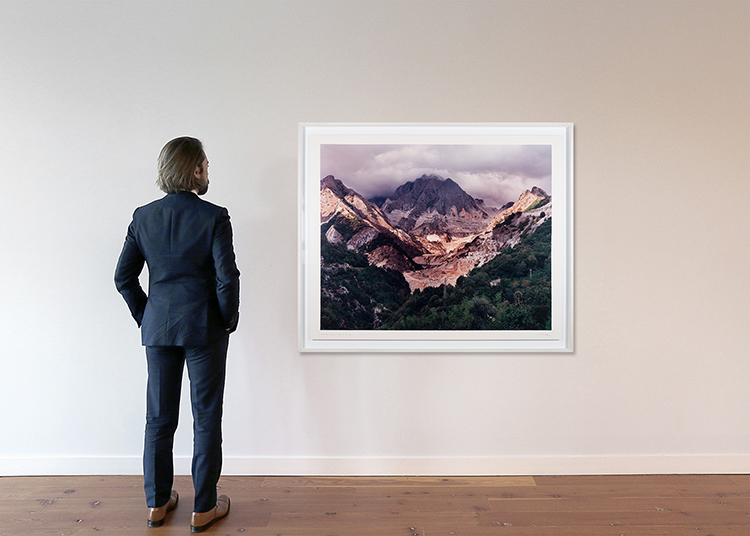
{"left": 115, "top": 137, "right": 240, "bottom": 533}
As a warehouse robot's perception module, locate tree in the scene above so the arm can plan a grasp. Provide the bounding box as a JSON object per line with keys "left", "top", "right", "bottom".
{"left": 468, "top": 296, "right": 497, "bottom": 329}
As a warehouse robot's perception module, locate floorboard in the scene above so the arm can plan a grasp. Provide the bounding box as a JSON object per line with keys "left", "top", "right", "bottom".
{"left": 1, "top": 474, "right": 747, "bottom": 536}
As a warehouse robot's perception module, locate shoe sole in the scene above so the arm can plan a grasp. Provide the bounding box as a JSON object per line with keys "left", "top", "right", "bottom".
{"left": 190, "top": 497, "right": 230, "bottom": 533}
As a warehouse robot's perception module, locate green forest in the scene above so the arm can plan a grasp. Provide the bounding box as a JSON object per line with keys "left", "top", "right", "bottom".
{"left": 320, "top": 218, "right": 552, "bottom": 331}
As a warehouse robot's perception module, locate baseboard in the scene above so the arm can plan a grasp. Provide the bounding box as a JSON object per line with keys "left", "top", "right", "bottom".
{"left": 1, "top": 455, "right": 748, "bottom": 476}
{"left": 220, "top": 455, "right": 750, "bottom": 476}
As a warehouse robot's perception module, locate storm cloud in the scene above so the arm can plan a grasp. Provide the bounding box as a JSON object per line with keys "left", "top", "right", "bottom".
{"left": 321, "top": 144, "right": 552, "bottom": 208}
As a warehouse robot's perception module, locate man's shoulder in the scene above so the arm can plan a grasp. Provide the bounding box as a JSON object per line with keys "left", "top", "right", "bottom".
{"left": 190, "top": 195, "right": 229, "bottom": 220}
{"left": 134, "top": 192, "right": 174, "bottom": 210}
{"left": 135, "top": 192, "right": 227, "bottom": 215}
{"left": 131, "top": 197, "right": 162, "bottom": 219}
{"left": 193, "top": 195, "right": 227, "bottom": 213}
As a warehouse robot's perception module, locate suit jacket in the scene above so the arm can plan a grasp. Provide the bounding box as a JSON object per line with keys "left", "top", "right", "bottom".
{"left": 115, "top": 191, "right": 240, "bottom": 346}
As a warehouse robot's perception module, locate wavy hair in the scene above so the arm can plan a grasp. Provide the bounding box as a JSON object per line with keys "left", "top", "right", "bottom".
{"left": 156, "top": 137, "right": 206, "bottom": 194}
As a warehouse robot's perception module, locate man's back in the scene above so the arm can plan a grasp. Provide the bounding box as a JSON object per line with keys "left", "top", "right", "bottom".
{"left": 115, "top": 191, "right": 239, "bottom": 346}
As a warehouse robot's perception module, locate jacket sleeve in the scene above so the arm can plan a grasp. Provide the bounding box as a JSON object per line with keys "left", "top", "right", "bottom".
{"left": 114, "top": 219, "right": 148, "bottom": 326}
{"left": 213, "top": 208, "right": 240, "bottom": 333}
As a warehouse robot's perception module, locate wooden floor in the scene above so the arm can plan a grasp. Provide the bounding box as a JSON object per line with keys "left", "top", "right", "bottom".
{"left": 1, "top": 474, "right": 748, "bottom": 535}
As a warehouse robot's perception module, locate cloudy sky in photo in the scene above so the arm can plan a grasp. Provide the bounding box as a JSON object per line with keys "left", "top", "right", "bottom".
{"left": 321, "top": 144, "right": 552, "bottom": 208}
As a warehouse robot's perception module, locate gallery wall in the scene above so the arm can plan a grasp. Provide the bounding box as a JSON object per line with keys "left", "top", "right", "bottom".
{"left": 1, "top": 0, "right": 748, "bottom": 476}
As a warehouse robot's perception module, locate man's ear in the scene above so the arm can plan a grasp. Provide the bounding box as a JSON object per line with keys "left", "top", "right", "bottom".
{"left": 194, "top": 165, "right": 202, "bottom": 179}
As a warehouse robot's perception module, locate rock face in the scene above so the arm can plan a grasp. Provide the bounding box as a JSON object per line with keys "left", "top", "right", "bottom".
{"left": 402, "top": 187, "right": 551, "bottom": 291}
{"left": 320, "top": 175, "right": 391, "bottom": 230}
{"left": 381, "top": 174, "right": 496, "bottom": 240}
{"left": 320, "top": 175, "right": 423, "bottom": 272}
{"left": 321, "top": 175, "right": 550, "bottom": 292}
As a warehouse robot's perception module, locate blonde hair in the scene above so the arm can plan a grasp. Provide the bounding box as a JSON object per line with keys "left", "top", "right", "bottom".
{"left": 156, "top": 137, "right": 206, "bottom": 194}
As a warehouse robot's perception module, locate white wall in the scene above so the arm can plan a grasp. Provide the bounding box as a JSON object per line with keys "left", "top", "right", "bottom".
{"left": 1, "top": 0, "right": 747, "bottom": 476}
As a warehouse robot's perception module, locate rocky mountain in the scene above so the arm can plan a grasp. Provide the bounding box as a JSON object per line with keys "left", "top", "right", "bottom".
{"left": 402, "top": 187, "right": 551, "bottom": 291}
{"left": 320, "top": 175, "right": 423, "bottom": 271}
{"left": 320, "top": 175, "right": 551, "bottom": 292}
{"left": 380, "top": 174, "right": 495, "bottom": 239}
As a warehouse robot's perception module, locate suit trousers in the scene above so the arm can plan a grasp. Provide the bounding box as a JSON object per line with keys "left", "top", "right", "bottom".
{"left": 143, "top": 334, "right": 229, "bottom": 513}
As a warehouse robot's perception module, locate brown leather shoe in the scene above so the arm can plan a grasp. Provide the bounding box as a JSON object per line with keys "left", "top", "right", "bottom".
{"left": 190, "top": 494, "right": 230, "bottom": 533}
{"left": 147, "top": 490, "right": 179, "bottom": 527}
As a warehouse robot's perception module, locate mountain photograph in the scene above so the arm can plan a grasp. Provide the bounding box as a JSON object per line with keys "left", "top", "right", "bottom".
{"left": 319, "top": 144, "right": 553, "bottom": 332}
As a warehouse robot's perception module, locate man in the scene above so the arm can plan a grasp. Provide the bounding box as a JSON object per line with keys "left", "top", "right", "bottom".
{"left": 115, "top": 137, "right": 240, "bottom": 532}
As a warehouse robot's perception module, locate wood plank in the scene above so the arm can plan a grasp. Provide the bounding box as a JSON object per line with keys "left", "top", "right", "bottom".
{"left": 263, "top": 510, "right": 481, "bottom": 534}
{"left": 484, "top": 483, "right": 750, "bottom": 499}
{"left": 0, "top": 474, "right": 747, "bottom": 536}
{"left": 241, "top": 485, "right": 359, "bottom": 515}
{"left": 479, "top": 509, "right": 750, "bottom": 527}
{"left": 488, "top": 496, "right": 748, "bottom": 512}
{"left": 467, "top": 525, "right": 750, "bottom": 536}
{"left": 260, "top": 475, "right": 536, "bottom": 488}
{"left": 533, "top": 474, "right": 742, "bottom": 486}
{"left": 352, "top": 486, "right": 494, "bottom": 513}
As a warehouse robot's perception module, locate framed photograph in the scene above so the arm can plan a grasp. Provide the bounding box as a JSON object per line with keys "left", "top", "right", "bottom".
{"left": 299, "top": 123, "right": 573, "bottom": 352}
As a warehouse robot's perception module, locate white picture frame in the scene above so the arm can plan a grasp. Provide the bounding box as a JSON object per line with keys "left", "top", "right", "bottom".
{"left": 299, "top": 123, "right": 573, "bottom": 352}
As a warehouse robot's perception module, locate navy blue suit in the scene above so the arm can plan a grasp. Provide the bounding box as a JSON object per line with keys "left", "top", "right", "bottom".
{"left": 115, "top": 191, "right": 240, "bottom": 512}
